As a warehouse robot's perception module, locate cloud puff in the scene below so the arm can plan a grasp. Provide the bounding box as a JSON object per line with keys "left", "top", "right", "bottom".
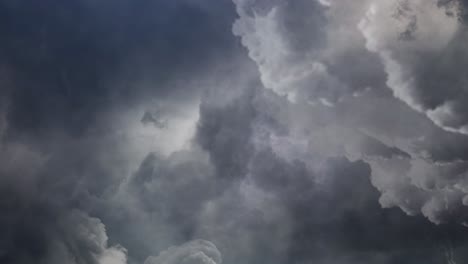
{"left": 144, "top": 240, "right": 222, "bottom": 264}
{"left": 360, "top": 0, "right": 468, "bottom": 134}
{"left": 57, "top": 210, "right": 128, "bottom": 264}
{"left": 233, "top": 0, "right": 385, "bottom": 104}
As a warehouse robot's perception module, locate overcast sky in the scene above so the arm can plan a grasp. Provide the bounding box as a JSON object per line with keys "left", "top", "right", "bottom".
{"left": 2, "top": 0, "right": 468, "bottom": 263}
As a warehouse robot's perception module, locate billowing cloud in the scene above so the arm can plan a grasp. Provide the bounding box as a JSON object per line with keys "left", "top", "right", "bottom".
{"left": 144, "top": 240, "right": 222, "bottom": 264}
{"left": 191, "top": 86, "right": 468, "bottom": 263}
{"left": 230, "top": 0, "right": 468, "bottom": 230}
{"left": 4, "top": 0, "right": 468, "bottom": 264}
{"left": 360, "top": 0, "right": 468, "bottom": 134}
{"left": 232, "top": 0, "right": 385, "bottom": 104}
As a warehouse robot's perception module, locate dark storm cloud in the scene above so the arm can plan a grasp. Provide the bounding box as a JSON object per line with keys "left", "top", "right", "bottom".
{"left": 0, "top": 1, "right": 241, "bottom": 263}
{"left": 103, "top": 85, "right": 453, "bottom": 264}
{"left": 196, "top": 87, "right": 258, "bottom": 180}
{"left": 0, "top": 0, "right": 238, "bottom": 139}
{"left": 231, "top": 0, "right": 468, "bottom": 230}
{"left": 129, "top": 151, "right": 217, "bottom": 238}
{"left": 0, "top": 126, "right": 133, "bottom": 263}
{"left": 122, "top": 0, "right": 468, "bottom": 262}
{"left": 4, "top": 0, "right": 468, "bottom": 264}
{"left": 190, "top": 85, "right": 468, "bottom": 263}
{"left": 0, "top": 204, "right": 127, "bottom": 264}
{"left": 0, "top": 137, "right": 128, "bottom": 264}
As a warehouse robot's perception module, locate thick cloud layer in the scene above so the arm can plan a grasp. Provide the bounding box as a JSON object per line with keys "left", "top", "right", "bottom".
{"left": 360, "top": 0, "right": 468, "bottom": 134}
{"left": 231, "top": 0, "right": 468, "bottom": 228}
{"left": 3, "top": 0, "right": 468, "bottom": 264}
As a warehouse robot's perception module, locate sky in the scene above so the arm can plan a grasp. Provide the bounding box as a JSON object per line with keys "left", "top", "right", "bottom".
{"left": 2, "top": 0, "right": 468, "bottom": 263}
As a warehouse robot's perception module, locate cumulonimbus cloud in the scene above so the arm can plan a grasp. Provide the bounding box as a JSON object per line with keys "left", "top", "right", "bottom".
{"left": 4, "top": 0, "right": 468, "bottom": 263}
{"left": 231, "top": 0, "right": 468, "bottom": 228}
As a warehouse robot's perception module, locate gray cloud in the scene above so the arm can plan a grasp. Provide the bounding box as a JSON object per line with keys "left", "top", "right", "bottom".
{"left": 230, "top": 0, "right": 468, "bottom": 230}
{"left": 0, "top": 1, "right": 240, "bottom": 263}
{"left": 233, "top": 0, "right": 385, "bottom": 104}
{"left": 144, "top": 240, "right": 221, "bottom": 264}
{"left": 190, "top": 86, "right": 468, "bottom": 263}
{"left": 3, "top": 0, "right": 468, "bottom": 263}
{"left": 360, "top": 0, "right": 468, "bottom": 134}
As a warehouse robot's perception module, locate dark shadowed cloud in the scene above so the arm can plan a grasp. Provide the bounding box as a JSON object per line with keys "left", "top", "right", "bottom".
{"left": 3, "top": 0, "right": 468, "bottom": 264}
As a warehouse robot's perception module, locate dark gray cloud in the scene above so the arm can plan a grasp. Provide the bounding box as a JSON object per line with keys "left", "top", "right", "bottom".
{"left": 3, "top": 0, "right": 468, "bottom": 264}
{"left": 0, "top": 0, "right": 238, "bottom": 139}
{"left": 0, "top": 125, "right": 131, "bottom": 264}
{"left": 190, "top": 86, "right": 468, "bottom": 264}
{"left": 0, "top": 1, "right": 240, "bottom": 263}
{"left": 144, "top": 240, "right": 221, "bottom": 264}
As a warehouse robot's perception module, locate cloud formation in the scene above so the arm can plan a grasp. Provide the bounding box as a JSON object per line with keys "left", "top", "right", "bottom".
{"left": 3, "top": 0, "right": 468, "bottom": 263}
{"left": 230, "top": 0, "right": 468, "bottom": 230}
{"left": 144, "top": 240, "right": 221, "bottom": 264}
{"left": 360, "top": 0, "right": 468, "bottom": 134}
{"left": 233, "top": 0, "right": 385, "bottom": 104}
